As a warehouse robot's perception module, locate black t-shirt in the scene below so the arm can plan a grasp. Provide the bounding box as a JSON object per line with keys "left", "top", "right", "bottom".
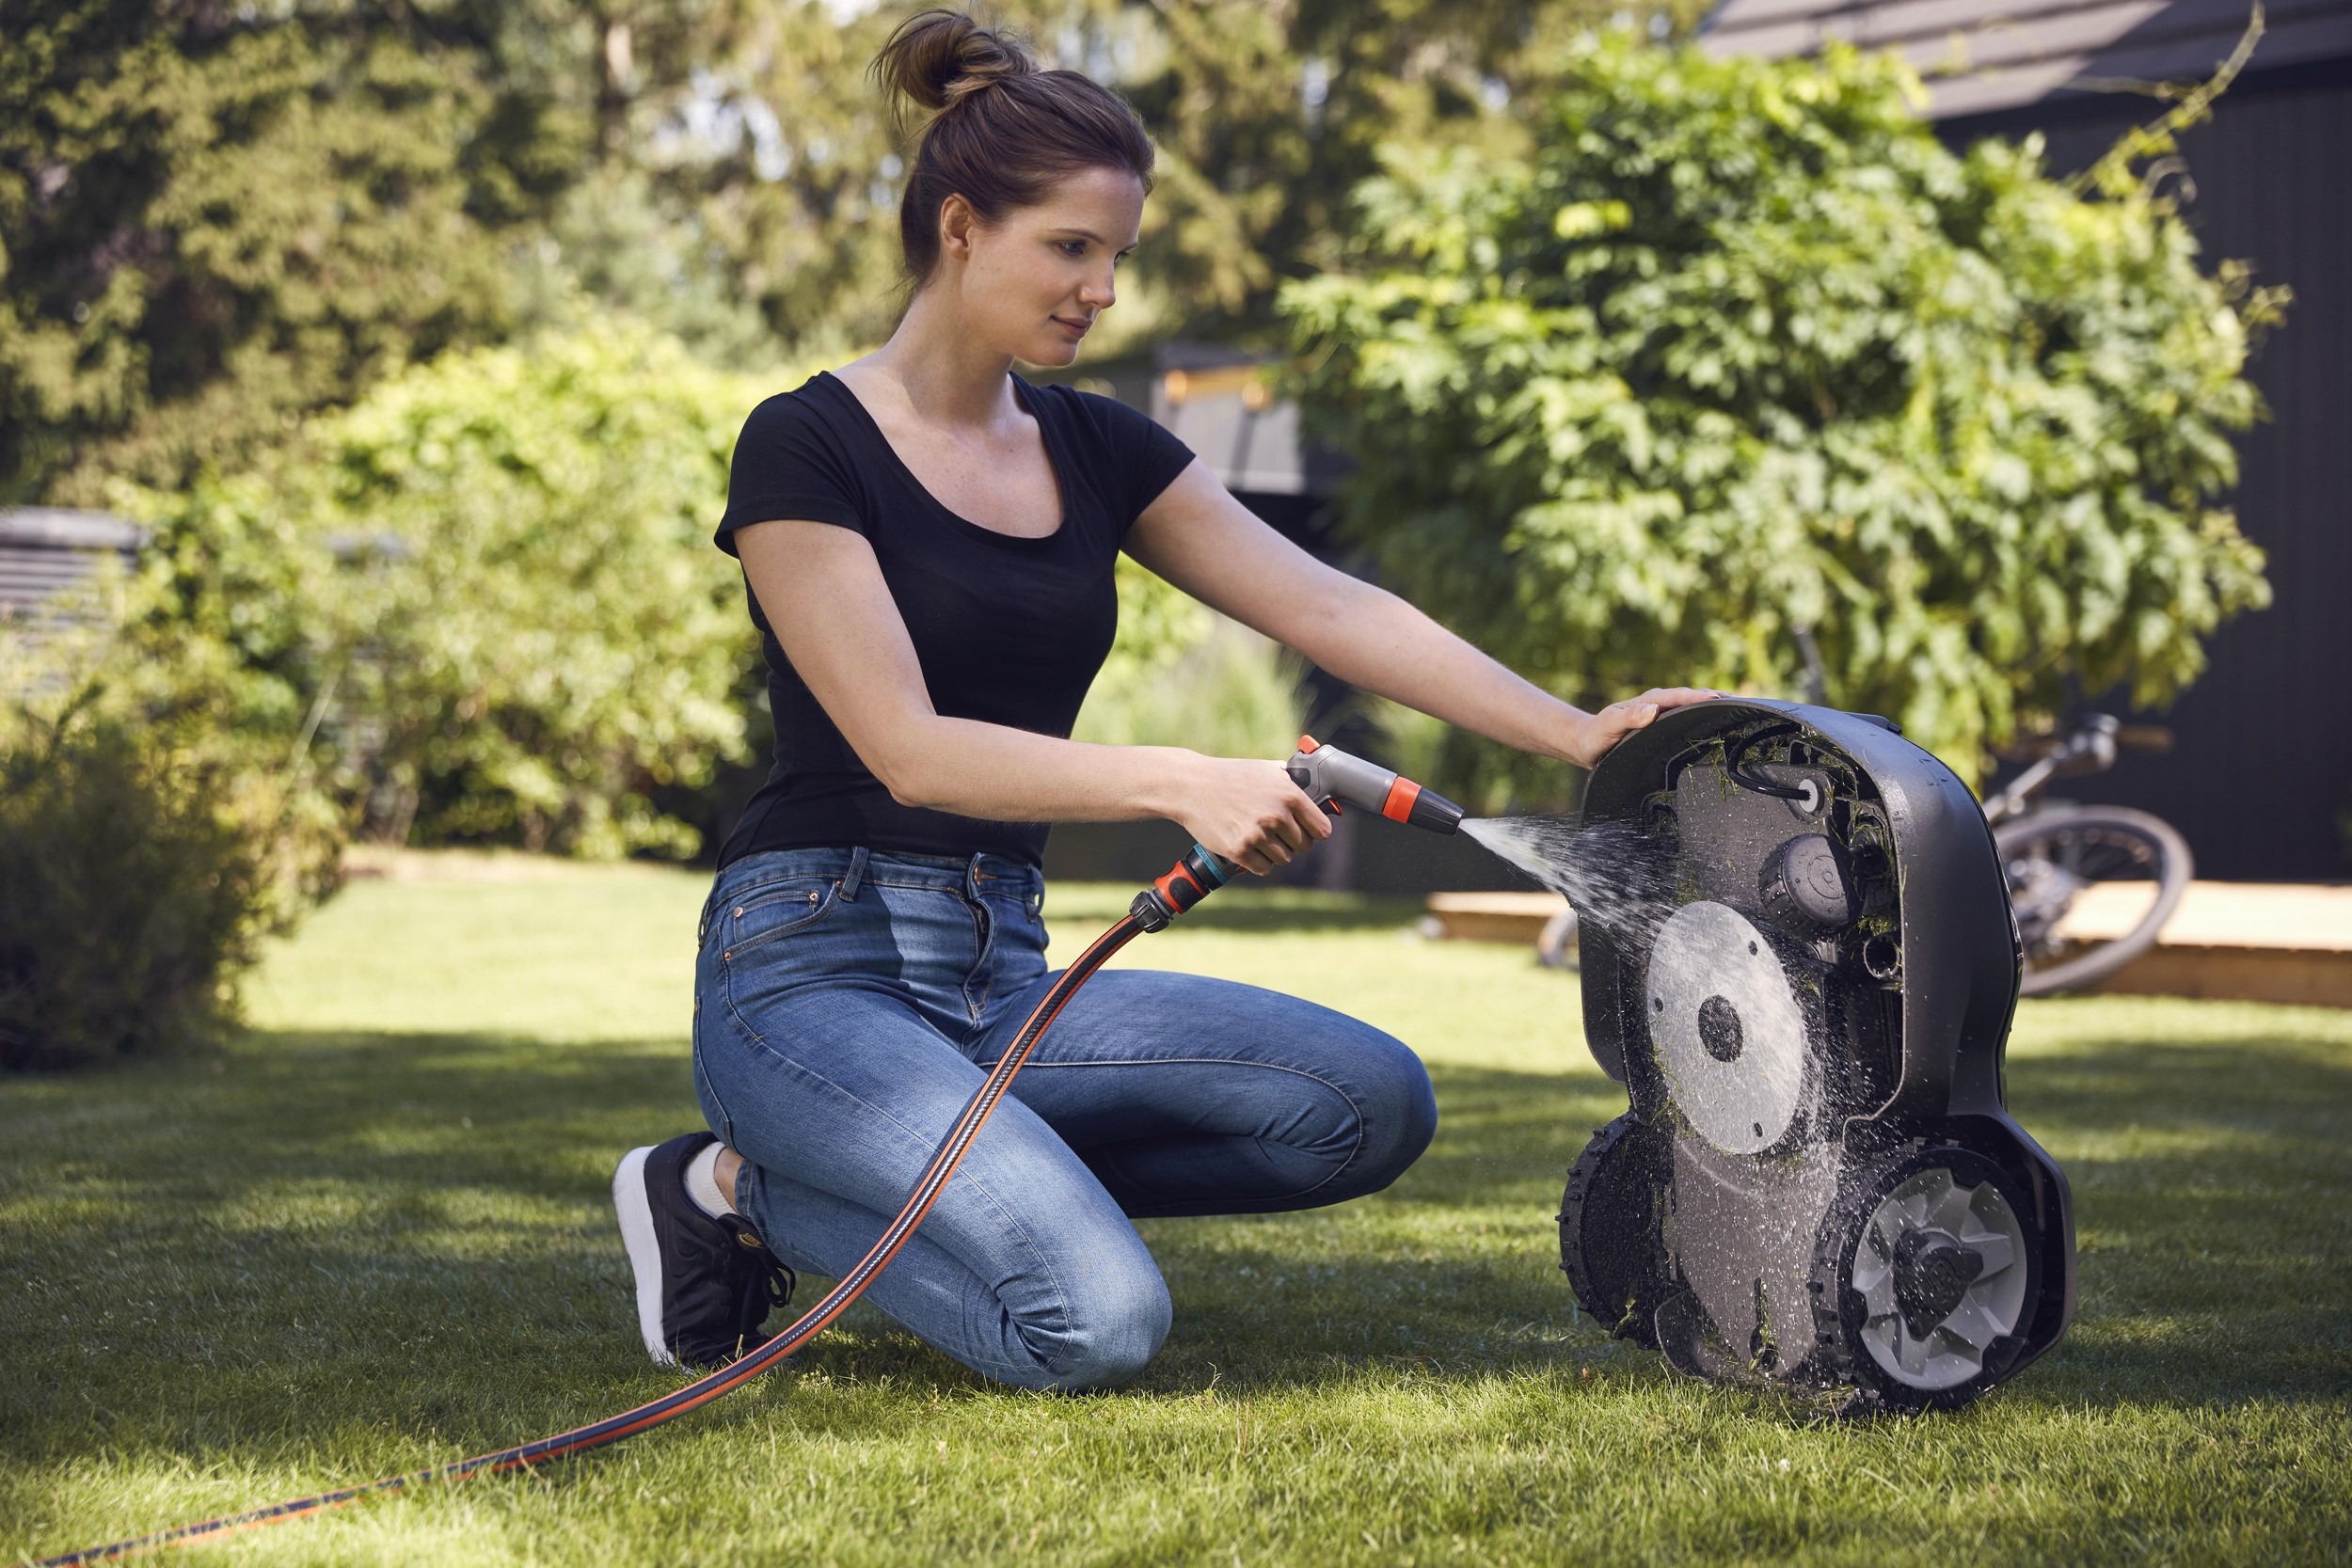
{"left": 713, "top": 370, "right": 1197, "bottom": 869}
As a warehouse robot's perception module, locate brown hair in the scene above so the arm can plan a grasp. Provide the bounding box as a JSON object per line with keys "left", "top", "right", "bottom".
{"left": 871, "top": 8, "right": 1155, "bottom": 285}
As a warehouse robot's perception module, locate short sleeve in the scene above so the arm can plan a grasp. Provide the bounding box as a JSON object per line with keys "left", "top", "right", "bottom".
{"left": 715, "top": 387, "right": 867, "bottom": 557}
{"left": 1062, "top": 388, "right": 1197, "bottom": 532}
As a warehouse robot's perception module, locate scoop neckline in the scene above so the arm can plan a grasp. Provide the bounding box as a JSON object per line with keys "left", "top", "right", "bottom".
{"left": 817, "top": 370, "right": 1069, "bottom": 549}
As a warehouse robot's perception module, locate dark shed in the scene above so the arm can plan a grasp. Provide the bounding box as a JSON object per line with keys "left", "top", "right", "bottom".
{"left": 1703, "top": 0, "right": 2352, "bottom": 879}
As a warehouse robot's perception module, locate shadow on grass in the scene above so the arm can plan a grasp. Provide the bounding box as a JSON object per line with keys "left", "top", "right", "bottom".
{"left": 3, "top": 1021, "right": 2347, "bottom": 1472}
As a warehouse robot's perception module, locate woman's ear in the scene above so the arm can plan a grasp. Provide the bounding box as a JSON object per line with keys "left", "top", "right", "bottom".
{"left": 937, "top": 193, "right": 978, "bottom": 264}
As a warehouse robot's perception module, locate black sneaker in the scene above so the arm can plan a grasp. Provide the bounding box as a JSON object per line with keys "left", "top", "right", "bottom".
{"left": 612, "top": 1132, "right": 796, "bottom": 1369}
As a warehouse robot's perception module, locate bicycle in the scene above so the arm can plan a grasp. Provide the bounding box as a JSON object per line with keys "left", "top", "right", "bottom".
{"left": 1536, "top": 710, "right": 2194, "bottom": 996}
{"left": 1985, "top": 712, "right": 2193, "bottom": 996}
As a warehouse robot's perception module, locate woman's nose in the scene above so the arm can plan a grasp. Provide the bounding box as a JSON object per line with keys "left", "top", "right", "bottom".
{"left": 1079, "top": 267, "right": 1116, "bottom": 311}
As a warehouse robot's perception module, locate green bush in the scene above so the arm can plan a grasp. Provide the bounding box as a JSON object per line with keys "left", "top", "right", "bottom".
{"left": 127, "top": 323, "right": 783, "bottom": 860}
{"left": 0, "top": 682, "right": 286, "bottom": 1072}
{"left": 1282, "top": 33, "right": 2278, "bottom": 800}
{"left": 1, "top": 522, "right": 349, "bottom": 1071}
{"left": 311, "top": 326, "right": 770, "bottom": 858}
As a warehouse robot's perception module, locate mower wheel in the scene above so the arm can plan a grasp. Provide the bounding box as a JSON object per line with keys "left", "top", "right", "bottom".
{"left": 1808, "top": 1146, "right": 2042, "bottom": 1412}
{"left": 1559, "top": 1113, "right": 1668, "bottom": 1349}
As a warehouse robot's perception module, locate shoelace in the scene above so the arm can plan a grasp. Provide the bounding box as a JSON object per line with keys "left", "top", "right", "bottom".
{"left": 737, "top": 1243, "right": 796, "bottom": 1338}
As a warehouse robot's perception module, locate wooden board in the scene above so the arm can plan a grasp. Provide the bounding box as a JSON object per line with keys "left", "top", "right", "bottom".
{"left": 1422, "top": 881, "right": 2352, "bottom": 1007}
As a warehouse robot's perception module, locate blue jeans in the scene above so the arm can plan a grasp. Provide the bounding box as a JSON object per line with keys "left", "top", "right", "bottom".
{"left": 691, "top": 845, "right": 1438, "bottom": 1392}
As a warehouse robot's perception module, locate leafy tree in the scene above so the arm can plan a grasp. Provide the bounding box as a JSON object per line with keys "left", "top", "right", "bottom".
{"left": 1117, "top": 0, "right": 1702, "bottom": 338}
{"left": 6, "top": 1, "right": 1686, "bottom": 504}
{"left": 1282, "top": 33, "right": 2277, "bottom": 804}
{"left": 550, "top": 0, "right": 1668, "bottom": 355}
{"left": 124, "top": 322, "right": 781, "bottom": 860}
{"left": 0, "top": 0, "right": 598, "bottom": 505}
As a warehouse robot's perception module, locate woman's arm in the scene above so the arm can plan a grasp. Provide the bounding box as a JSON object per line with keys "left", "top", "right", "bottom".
{"left": 1124, "top": 463, "right": 1716, "bottom": 769}
{"left": 731, "top": 517, "right": 1331, "bottom": 874}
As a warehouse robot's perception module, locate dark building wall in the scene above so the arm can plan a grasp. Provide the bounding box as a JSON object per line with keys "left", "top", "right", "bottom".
{"left": 1948, "top": 68, "right": 2352, "bottom": 880}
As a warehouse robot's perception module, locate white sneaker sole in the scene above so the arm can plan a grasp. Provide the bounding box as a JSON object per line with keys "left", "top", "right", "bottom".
{"left": 612, "top": 1145, "right": 678, "bottom": 1368}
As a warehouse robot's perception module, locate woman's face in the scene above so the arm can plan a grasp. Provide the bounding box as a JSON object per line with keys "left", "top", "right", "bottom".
{"left": 939, "top": 165, "right": 1145, "bottom": 367}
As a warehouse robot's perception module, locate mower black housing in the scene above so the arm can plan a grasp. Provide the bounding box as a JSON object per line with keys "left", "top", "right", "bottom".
{"left": 1559, "top": 700, "right": 2075, "bottom": 1412}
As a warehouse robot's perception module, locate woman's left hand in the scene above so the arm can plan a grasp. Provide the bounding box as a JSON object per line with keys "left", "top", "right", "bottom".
{"left": 1565, "top": 688, "right": 1724, "bottom": 769}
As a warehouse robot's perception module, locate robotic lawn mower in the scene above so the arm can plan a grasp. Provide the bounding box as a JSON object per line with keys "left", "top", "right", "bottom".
{"left": 1558, "top": 701, "right": 2076, "bottom": 1413}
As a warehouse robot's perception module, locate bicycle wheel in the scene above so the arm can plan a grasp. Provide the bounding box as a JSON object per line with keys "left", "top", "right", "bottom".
{"left": 1535, "top": 905, "right": 1580, "bottom": 971}
{"left": 1994, "top": 805, "right": 2192, "bottom": 996}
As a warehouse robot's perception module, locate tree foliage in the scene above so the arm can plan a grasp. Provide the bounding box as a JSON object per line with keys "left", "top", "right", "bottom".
{"left": 6, "top": 0, "right": 1670, "bottom": 507}
{"left": 1283, "top": 34, "right": 2277, "bottom": 800}
{"left": 124, "top": 323, "right": 777, "bottom": 859}
{"left": 0, "top": 0, "right": 603, "bottom": 505}
{"left": 590, "top": 0, "right": 1661, "bottom": 356}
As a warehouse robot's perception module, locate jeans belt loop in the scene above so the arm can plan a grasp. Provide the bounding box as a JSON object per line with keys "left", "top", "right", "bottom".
{"left": 840, "top": 845, "right": 869, "bottom": 902}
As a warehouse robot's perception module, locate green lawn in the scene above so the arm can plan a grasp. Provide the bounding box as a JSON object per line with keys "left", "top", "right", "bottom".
{"left": 4, "top": 853, "right": 2349, "bottom": 1566}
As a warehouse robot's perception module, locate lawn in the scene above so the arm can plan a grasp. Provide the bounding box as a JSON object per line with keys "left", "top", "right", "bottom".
{"left": 4, "top": 852, "right": 2348, "bottom": 1566}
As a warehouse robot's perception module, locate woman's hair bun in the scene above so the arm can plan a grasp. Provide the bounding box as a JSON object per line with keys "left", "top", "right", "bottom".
{"left": 869, "top": 6, "right": 1154, "bottom": 285}
{"left": 873, "top": 8, "right": 1036, "bottom": 118}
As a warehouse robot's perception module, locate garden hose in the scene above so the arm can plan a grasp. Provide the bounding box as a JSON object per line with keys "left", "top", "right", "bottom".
{"left": 33, "top": 740, "right": 1463, "bottom": 1566}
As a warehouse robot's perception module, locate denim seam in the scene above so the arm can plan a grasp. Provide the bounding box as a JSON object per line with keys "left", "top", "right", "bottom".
{"left": 716, "top": 1017, "right": 1082, "bottom": 1371}
{"left": 961, "top": 895, "right": 993, "bottom": 1021}
{"left": 997, "top": 1056, "right": 1371, "bottom": 1204}
{"left": 719, "top": 942, "right": 781, "bottom": 1042}
{"left": 691, "top": 1028, "right": 738, "bottom": 1148}
{"left": 728, "top": 879, "right": 836, "bottom": 915}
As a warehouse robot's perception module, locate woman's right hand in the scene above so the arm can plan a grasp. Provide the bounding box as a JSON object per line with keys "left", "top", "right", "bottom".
{"left": 1167, "top": 753, "right": 1334, "bottom": 876}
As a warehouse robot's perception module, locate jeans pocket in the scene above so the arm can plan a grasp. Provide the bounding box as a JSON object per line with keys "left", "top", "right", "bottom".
{"left": 718, "top": 874, "right": 844, "bottom": 958}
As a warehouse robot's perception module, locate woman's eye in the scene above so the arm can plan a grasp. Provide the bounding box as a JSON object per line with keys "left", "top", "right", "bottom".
{"left": 1059, "top": 241, "right": 1087, "bottom": 258}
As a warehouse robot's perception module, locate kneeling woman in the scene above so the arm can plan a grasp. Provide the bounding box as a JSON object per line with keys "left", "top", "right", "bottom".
{"left": 612, "top": 8, "right": 1709, "bottom": 1388}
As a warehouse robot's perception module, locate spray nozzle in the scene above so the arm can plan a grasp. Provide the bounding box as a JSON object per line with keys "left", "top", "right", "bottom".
{"left": 1130, "top": 736, "right": 1466, "bottom": 931}
{"left": 1287, "top": 736, "right": 1465, "bottom": 835}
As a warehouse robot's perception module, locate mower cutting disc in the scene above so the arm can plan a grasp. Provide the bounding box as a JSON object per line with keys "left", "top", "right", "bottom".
{"left": 1645, "top": 901, "right": 1808, "bottom": 1154}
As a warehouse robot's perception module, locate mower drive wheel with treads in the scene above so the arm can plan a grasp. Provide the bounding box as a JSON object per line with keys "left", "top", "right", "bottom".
{"left": 1808, "top": 1145, "right": 2042, "bottom": 1413}
{"left": 1558, "top": 1112, "right": 1669, "bottom": 1349}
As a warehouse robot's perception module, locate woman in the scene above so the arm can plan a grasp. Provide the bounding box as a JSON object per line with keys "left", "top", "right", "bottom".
{"left": 612, "top": 8, "right": 1713, "bottom": 1388}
